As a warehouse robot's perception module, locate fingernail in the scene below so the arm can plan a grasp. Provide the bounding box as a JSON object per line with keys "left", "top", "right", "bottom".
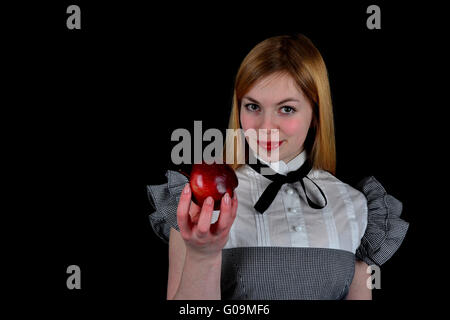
{"left": 183, "top": 184, "right": 190, "bottom": 194}
{"left": 206, "top": 196, "right": 213, "bottom": 205}
{"left": 224, "top": 192, "right": 230, "bottom": 205}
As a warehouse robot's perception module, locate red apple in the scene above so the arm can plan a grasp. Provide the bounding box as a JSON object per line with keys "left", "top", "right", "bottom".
{"left": 188, "top": 162, "right": 238, "bottom": 210}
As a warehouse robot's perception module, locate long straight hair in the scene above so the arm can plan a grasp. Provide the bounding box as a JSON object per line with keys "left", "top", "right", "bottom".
{"left": 224, "top": 34, "right": 336, "bottom": 175}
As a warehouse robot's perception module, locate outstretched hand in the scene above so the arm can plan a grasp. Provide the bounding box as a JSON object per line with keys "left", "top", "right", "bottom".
{"left": 176, "top": 183, "right": 238, "bottom": 258}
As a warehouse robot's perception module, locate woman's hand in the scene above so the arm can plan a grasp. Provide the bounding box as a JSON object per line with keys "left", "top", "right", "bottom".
{"left": 176, "top": 183, "right": 238, "bottom": 259}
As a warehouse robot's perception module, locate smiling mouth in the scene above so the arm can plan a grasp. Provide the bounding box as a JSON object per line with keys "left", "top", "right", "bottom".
{"left": 257, "top": 140, "right": 284, "bottom": 151}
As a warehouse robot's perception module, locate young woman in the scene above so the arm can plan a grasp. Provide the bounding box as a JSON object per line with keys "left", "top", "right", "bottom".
{"left": 147, "top": 34, "right": 409, "bottom": 300}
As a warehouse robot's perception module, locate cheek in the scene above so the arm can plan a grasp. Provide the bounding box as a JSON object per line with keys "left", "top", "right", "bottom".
{"left": 282, "top": 117, "right": 311, "bottom": 139}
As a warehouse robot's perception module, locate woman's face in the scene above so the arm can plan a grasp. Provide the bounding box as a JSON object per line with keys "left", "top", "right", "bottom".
{"left": 240, "top": 72, "right": 314, "bottom": 163}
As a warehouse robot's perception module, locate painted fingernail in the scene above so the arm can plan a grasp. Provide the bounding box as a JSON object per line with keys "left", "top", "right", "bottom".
{"left": 224, "top": 192, "right": 230, "bottom": 205}
{"left": 206, "top": 196, "right": 213, "bottom": 205}
{"left": 183, "top": 184, "right": 190, "bottom": 194}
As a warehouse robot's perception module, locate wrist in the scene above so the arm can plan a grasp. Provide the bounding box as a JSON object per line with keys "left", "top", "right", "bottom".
{"left": 185, "top": 248, "right": 222, "bottom": 265}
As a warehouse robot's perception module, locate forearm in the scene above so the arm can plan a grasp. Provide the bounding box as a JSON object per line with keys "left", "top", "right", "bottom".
{"left": 345, "top": 260, "right": 372, "bottom": 300}
{"left": 172, "top": 251, "right": 222, "bottom": 300}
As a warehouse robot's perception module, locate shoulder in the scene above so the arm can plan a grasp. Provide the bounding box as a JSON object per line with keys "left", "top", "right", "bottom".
{"left": 310, "top": 169, "right": 368, "bottom": 207}
{"left": 310, "top": 169, "right": 368, "bottom": 230}
{"left": 147, "top": 170, "right": 188, "bottom": 243}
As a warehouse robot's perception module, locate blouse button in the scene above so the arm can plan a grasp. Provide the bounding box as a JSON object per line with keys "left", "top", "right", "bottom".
{"left": 285, "top": 187, "right": 295, "bottom": 195}
{"left": 288, "top": 207, "right": 299, "bottom": 213}
{"left": 293, "top": 225, "right": 302, "bottom": 232}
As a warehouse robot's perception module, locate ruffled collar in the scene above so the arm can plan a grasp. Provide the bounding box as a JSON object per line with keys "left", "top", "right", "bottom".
{"left": 253, "top": 149, "right": 308, "bottom": 175}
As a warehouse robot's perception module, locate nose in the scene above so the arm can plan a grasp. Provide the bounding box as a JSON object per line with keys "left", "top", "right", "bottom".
{"left": 259, "top": 113, "right": 280, "bottom": 140}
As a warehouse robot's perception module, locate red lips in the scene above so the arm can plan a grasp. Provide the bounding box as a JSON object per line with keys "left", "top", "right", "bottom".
{"left": 257, "top": 140, "right": 284, "bottom": 151}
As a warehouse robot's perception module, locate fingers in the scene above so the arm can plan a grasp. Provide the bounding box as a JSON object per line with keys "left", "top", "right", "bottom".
{"left": 178, "top": 186, "right": 238, "bottom": 241}
{"left": 214, "top": 191, "right": 238, "bottom": 235}
{"left": 189, "top": 201, "right": 201, "bottom": 224}
{"left": 196, "top": 196, "right": 214, "bottom": 237}
{"left": 231, "top": 191, "right": 238, "bottom": 218}
{"left": 176, "top": 183, "right": 193, "bottom": 237}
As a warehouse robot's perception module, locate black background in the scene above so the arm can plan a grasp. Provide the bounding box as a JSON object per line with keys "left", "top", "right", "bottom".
{"left": 6, "top": 0, "right": 444, "bottom": 316}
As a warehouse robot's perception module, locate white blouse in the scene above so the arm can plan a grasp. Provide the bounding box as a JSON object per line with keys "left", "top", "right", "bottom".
{"left": 147, "top": 148, "right": 408, "bottom": 299}
{"left": 222, "top": 150, "right": 368, "bottom": 255}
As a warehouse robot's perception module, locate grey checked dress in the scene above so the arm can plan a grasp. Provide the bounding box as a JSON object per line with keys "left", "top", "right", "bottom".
{"left": 147, "top": 151, "right": 409, "bottom": 300}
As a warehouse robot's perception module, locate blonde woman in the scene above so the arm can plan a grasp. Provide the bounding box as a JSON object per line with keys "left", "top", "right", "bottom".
{"left": 147, "top": 34, "right": 409, "bottom": 300}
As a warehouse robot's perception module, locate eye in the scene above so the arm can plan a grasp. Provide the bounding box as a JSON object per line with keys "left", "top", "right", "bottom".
{"left": 245, "top": 103, "right": 260, "bottom": 112}
{"left": 280, "top": 106, "right": 296, "bottom": 114}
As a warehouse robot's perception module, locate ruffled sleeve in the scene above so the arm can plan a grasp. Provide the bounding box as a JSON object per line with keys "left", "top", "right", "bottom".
{"left": 146, "top": 170, "right": 188, "bottom": 243}
{"left": 355, "top": 176, "right": 409, "bottom": 266}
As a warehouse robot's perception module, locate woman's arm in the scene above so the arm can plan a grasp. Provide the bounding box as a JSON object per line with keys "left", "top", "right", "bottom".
{"left": 345, "top": 260, "right": 372, "bottom": 300}
{"left": 167, "top": 227, "right": 186, "bottom": 299}
{"left": 167, "top": 227, "right": 222, "bottom": 300}
{"left": 167, "top": 184, "right": 238, "bottom": 300}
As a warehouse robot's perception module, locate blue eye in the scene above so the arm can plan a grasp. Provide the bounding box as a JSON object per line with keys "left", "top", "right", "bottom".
{"left": 280, "top": 106, "right": 296, "bottom": 114}
{"left": 245, "top": 103, "right": 260, "bottom": 112}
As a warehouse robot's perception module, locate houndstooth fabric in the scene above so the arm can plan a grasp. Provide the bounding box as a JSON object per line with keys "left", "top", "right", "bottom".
{"left": 354, "top": 176, "right": 409, "bottom": 266}
{"left": 147, "top": 171, "right": 409, "bottom": 299}
{"left": 147, "top": 170, "right": 186, "bottom": 243}
{"left": 221, "top": 247, "right": 355, "bottom": 300}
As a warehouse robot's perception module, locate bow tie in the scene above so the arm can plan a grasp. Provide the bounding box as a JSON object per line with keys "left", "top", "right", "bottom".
{"left": 247, "top": 158, "right": 328, "bottom": 214}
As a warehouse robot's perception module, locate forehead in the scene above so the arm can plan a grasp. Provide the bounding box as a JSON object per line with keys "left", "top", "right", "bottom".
{"left": 245, "top": 72, "right": 304, "bottom": 102}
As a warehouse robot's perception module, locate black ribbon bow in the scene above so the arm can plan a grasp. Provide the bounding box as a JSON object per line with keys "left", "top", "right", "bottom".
{"left": 247, "top": 158, "right": 328, "bottom": 214}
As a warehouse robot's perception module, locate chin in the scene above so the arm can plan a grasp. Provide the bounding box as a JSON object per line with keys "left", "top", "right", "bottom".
{"left": 263, "top": 152, "right": 285, "bottom": 163}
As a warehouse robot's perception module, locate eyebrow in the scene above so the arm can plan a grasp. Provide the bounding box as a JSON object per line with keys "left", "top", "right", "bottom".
{"left": 243, "top": 96, "right": 300, "bottom": 105}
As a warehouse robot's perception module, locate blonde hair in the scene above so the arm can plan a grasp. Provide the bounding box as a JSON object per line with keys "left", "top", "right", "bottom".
{"left": 224, "top": 34, "right": 336, "bottom": 175}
